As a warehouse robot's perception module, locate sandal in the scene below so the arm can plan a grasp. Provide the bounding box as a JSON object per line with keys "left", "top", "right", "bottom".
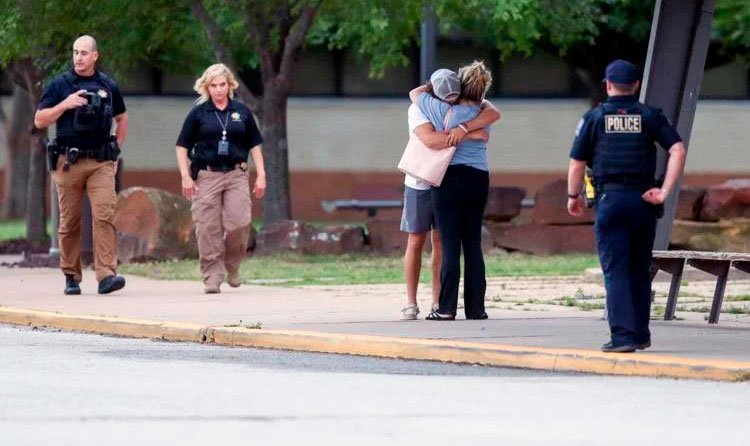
{"left": 425, "top": 310, "right": 455, "bottom": 321}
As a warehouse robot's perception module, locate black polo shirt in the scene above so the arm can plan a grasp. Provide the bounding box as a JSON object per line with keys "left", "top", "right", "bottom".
{"left": 37, "top": 69, "right": 126, "bottom": 149}
{"left": 176, "top": 99, "right": 263, "bottom": 166}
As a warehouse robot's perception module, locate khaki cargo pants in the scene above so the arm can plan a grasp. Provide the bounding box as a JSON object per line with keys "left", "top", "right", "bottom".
{"left": 53, "top": 157, "right": 118, "bottom": 282}
{"left": 191, "top": 169, "right": 252, "bottom": 287}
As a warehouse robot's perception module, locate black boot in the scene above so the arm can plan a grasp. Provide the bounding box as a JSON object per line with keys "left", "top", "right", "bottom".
{"left": 64, "top": 274, "right": 81, "bottom": 295}
{"left": 98, "top": 275, "right": 126, "bottom": 294}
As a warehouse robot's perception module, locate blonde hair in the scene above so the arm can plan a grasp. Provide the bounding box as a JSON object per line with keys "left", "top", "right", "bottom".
{"left": 193, "top": 63, "right": 240, "bottom": 104}
{"left": 458, "top": 60, "right": 492, "bottom": 102}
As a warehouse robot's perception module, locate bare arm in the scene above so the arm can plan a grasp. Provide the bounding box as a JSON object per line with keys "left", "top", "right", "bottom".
{"left": 113, "top": 112, "right": 129, "bottom": 148}
{"left": 446, "top": 100, "right": 501, "bottom": 146}
{"left": 409, "top": 85, "right": 428, "bottom": 103}
{"left": 176, "top": 146, "right": 195, "bottom": 199}
{"left": 249, "top": 145, "right": 266, "bottom": 198}
{"left": 34, "top": 89, "right": 88, "bottom": 129}
{"left": 643, "top": 141, "right": 687, "bottom": 204}
{"left": 414, "top": 123, "right": 487, "bottom": 149}
{"left": 566, "top": 159, "right": 587, "bottom": 217}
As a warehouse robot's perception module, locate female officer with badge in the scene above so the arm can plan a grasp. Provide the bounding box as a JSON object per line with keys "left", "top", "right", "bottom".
{"left": 175, "top": 63, "right": 266, "bottom": 294}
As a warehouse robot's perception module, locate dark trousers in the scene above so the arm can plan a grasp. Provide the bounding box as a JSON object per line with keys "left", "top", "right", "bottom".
{"left": 431, "top": 164, "right": 489, "bottom": 317}
{"left": 595, "top": 189, "right": 657, "bottom": 346}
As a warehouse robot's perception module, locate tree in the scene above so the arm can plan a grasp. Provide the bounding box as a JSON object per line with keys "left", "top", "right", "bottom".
{"left": 181, "top": 0, "right": 600, "bottom": 223}
{"left": 0, "top": 0, "right": 207, "bottom": 248}
{"left": 0, "top": 1, "right": 70, "bottom": 246}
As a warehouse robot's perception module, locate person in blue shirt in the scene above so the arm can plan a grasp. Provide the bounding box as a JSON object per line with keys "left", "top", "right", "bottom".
{"left": 400, "top": 68, "right": 499, "bottom": 320}
{"left": 567, "top": 59, "right": 686, "bottom": 352}
{"left": 409, "top": 61, "right": 498, "bottom": 320}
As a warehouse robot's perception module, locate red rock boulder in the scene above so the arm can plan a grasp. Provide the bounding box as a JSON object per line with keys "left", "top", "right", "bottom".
{"left": 532, "top": 179, "right": 594, "bottom": 225}
{"left": 114, "top": 187, "right": 197, "bottom": 263}
{"left": 487, "top": 222, "right": 596, "bottom": 255}
{"left": 484, "top": 187, "right": 525, "bottom": 222}
{"left": 700, "top": 179, "right": 750, "bottom": 221}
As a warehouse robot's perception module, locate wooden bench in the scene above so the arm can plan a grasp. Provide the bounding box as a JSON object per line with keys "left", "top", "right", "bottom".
{"left": 650, "top": 250, "right": 750, "bottom": 324}
{"left": 321, "top": 185, "right": 403, "bottom": 218}
{"left": 320, "top": 199, "right": 402, "bottom": 217}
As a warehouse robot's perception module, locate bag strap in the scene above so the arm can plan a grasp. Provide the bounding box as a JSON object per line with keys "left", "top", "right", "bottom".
{"left": 443, "top": 106, "right": 452, "bottom": 132}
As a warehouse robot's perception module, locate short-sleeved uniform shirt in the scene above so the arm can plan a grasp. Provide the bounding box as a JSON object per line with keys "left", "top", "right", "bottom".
{"left": 176, "top": 99, "right": 263, "bottom": 167}
{"left": 569, "top": 95, "right": 682, "bottom": 165}
{"left": 37, "top": 69, "right": 126, "bottom": 149}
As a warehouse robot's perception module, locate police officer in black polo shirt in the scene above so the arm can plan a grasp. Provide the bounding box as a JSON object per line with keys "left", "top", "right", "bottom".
{"left": 35, "top": 35, "right": 128, "bottom": 296}
{"left": 176, "top": 63, "right": 265, "bottom": 294}
{"left": 566, "top": 59, "right": 687, "bottom": 353}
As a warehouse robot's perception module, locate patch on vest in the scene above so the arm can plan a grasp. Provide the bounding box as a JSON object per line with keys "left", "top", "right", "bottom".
{"left": 605, "top": 115, "right": 642, "bottom": 133}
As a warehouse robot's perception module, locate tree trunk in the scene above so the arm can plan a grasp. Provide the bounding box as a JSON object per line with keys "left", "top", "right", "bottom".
{"left": 26, "top": 128, "right": 47, "bottom": 247}
{"left": 10, "top": 59, "right": 47, "bottom": 248}
{"left": 1, "top": 85, "right": 32, "bottom": 219}
{"left": 259, "top": 87, "right": 291, "bottom": 224}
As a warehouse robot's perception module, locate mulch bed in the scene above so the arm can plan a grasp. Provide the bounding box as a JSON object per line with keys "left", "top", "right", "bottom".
{"left": 0, "top": 238, "right": 57, "bottom": 268}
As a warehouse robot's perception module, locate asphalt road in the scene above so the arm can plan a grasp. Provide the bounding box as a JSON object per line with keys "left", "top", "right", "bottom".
{"left": 0, "top": 325, "right": 747, "bottom": 445}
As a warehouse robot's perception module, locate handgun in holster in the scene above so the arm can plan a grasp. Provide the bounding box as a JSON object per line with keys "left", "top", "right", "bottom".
{"left": 97, "top": 136, "right": 121, "bottom": 162}
{"left": 583, "top": 167, "right": 596, "bottom": 208}
{"left": 45, "top": 138, "right": 60, "bottom": 172}
{"left": 63, "top": 147, "right": 79, "bottom": 172}
{"left": 188, "top": 146, "right": 201, "bottom": 181}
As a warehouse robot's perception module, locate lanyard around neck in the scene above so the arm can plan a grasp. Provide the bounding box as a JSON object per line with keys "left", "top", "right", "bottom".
{"left": 214, "top": 110, "right": 229, "bottom": 140}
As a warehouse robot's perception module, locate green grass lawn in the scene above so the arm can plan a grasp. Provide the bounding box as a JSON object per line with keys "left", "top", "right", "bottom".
{"left": 2, "top": 218, "right": 600, "bottom": 286}
{"left": 0, "top": 219, "right": 27, "bottom": 240}
{"left": 119, "top": 252, "right": 600, "bottom": 286}
{"left": 0, "top": 219, "right": 54, "bottom": 241}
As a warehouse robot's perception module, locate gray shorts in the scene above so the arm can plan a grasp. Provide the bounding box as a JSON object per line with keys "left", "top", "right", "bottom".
{"left": 400, "top": 186, "right": 435, "bottom": 233}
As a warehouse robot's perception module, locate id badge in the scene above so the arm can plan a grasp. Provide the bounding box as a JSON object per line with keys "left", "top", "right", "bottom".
{"left": 217, "top": 139, "right": 229, "bottom": 156}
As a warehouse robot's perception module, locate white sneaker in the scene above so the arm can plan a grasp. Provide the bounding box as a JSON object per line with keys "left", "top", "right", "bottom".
{"left": 400, "top": 304, "right": 419, "bottom": 320}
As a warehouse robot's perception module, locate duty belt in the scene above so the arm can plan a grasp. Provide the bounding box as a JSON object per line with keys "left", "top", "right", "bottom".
{"left": 599, "top": 183, "right": 650, "bottom": 192}
{"left": 204, "top": 162, "right": 247, "bottom": 173}
{"left": 60, "top": 146, "right": 101, "bottom": 158}
{"left": 58, "top": 145, "right": 106, "bottom": 172}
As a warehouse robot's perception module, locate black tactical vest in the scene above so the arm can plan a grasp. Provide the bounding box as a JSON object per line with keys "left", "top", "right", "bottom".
{"left": 58, "top": 71, "right": 114, "bottom": 140}
{"left": 592, "top": 100, "right": 655, "bottom": 185}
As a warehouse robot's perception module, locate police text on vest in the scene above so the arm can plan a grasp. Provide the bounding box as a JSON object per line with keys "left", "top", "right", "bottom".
{"left": 605, "top": 115, "right": 642, "bottom": 133}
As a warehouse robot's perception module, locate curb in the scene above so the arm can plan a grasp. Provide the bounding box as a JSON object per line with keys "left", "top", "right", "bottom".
{"left": 2, "top": 306, "right": 749, "bottom": 382}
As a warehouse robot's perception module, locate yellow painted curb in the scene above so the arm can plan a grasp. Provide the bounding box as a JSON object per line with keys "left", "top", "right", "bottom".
{"left": 0, "top": 306, "right": 205, "bottom": 342}
{"left": 2, "top": 306, "right": 749, "bottom": 382}
{"left": 212, "top": 327, "right": 750, "bottom": 382}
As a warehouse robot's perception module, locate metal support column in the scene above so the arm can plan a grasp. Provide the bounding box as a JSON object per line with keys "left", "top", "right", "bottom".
{"left": 420, "top": 3, "right": 437, "bottom": 83}
{"left": 641, "top": 0, "right": 715, "bottom": 249}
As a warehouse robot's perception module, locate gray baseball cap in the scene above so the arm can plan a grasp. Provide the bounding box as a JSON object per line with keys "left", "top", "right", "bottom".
{"left": 430, "top": 68, "right": 461, "bottom": 101}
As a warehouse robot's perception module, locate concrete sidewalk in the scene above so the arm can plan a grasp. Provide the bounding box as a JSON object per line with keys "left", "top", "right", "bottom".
{"left": 1, "top": 266, "right": 750, "bottom": 381}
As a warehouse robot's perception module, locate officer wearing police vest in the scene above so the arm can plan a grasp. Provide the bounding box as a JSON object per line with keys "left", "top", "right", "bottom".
{"left": 35, "top": 35, "right": 128, "bottom": 295}
{"left": 567, "top": 59, "right": 686, "bottom": 353}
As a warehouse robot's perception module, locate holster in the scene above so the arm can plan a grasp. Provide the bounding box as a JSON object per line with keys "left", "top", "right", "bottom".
{"left": 189, "top": 147, "right": 204, "bottom": 181}
{"left": 189, "top": 162, "right": 200, "bottom": 181}
{"left": 97, "top": 137, "right": 121, "bottom": 162}
{"left": 45, "top": 138, "right": 60, "bottom": 172}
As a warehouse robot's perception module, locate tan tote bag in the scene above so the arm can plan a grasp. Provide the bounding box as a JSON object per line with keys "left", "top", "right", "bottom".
{"left": 397, "top": 108, "right": 455, "bottom": 187}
